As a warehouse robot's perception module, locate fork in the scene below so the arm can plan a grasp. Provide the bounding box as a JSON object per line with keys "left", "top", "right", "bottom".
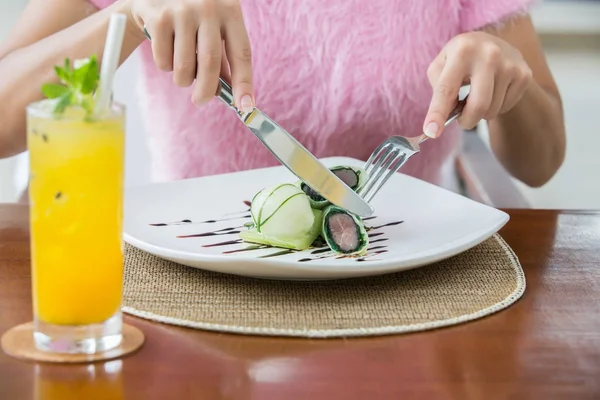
{"left": 357, "top": 97, "right": 467, "bottom": 203}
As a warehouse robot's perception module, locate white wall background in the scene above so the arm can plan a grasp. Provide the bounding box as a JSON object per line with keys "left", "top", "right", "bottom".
{"left": 1, "top": 0, "right": 599, "bottom": 208}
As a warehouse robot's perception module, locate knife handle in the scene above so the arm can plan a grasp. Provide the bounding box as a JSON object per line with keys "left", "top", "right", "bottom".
{"left": 216, "top": 77, "right": 256, "bottom": 122}
{"left": 216, "top": 77, "right": 244, "bottom": 117}
{"left": 216, "top": 77, "right": 234, "bottom": 106}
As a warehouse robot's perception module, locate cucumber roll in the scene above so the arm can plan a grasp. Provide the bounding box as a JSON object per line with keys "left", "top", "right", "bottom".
{"left": 321, "top": 204, "right": 369, "bottom": 256}
{"left": 239, "top": 183, "right": 323, "bottom": 250}
{"left": 299, "top": 165, "right": 367, "bottom": 209}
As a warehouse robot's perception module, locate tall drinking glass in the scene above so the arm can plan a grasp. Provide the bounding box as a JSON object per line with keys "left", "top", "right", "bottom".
{"left": 26, "top": 100, "right": 126, "bottom": 354}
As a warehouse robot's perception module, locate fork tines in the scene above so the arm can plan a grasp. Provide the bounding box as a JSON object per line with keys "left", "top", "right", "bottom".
{"left": 359, "top": 143, "right": 407, "bottom": 203}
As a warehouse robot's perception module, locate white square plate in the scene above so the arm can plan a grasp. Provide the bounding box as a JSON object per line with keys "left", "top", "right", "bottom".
{"left": 123, "top": 157, "right": 509, "bottom": 280}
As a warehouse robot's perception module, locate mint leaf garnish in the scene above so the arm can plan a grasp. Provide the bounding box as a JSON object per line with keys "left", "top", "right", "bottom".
{"left": 73, "top": 57, "right": 99, "bottom": 94}
{"left": 41, "top": 83, "right": 69, "bottom": 99}
{"left": 42, "top": 55, "right": 100, "bottom": 117}
{"left": 54, "top": 93, "right": 72, "bottom": 114}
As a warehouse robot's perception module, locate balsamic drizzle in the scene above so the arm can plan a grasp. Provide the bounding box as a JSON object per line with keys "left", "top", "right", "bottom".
{"left": 176, "top": 226, "right": 242, "bottom": 238}
{"left": 149, "top": 214, "right": 251, "bottom": 227}
{"left": 149, "top": 200, "right": 403, "bottom": 263}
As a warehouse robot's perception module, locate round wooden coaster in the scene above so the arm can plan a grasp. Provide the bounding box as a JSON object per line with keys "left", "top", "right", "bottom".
{"left": 1, "top": 322, "right": 144, "bottom": 363}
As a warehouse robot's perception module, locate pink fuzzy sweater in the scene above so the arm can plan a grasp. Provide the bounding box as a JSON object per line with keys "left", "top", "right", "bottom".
{"left": 90, "top": 0, "right": 533, "bottom": 186}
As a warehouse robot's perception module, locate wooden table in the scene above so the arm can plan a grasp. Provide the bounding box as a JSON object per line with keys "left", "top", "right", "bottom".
{"left": 1, "top": 205, "right": 599, "bottom": 399}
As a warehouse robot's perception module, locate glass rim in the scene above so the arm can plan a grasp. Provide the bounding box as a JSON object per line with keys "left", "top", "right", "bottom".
{"left": 26, "top": 99, "right": 126, "bottom": 121}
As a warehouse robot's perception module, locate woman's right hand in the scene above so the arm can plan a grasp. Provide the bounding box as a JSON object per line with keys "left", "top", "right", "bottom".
{"left": 129, "top": 0, "right": 254, "bottom": 111}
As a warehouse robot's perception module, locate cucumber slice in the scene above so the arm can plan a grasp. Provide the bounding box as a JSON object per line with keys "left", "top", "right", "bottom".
{"left": 239, "top": 209, "right": 323, "bottom": 251}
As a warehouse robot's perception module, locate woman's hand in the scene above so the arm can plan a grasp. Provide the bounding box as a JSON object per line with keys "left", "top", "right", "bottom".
{"left": 129, "top": 0, "right": 254, "bottom": 111}
{"left": 423, "top": 31, "right": 533, "bottom": 138}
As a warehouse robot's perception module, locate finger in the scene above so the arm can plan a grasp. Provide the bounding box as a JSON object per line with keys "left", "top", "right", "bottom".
{"left": 484, "top": 73, "right": 509, "bottom": 120}
{"left": 458, "top": 66, "right": 494, "bottom": 129}
{"left": 172, "top": 10, "right": 198, "bottom": 87}
{"left": 500, "top": 83, "right": 516, "bottom": 114}
{"left": 146, "top": 15, "right": 174, "bottom": 71}
{"left": 499, "top": 82, "right": 526, "bottom": 114}
{"left": 192, "top": 19, "right": 222, "bottom": 106}
{"left": 423, "top": 56, "right": 468, "bottom": 138}
{"left": 426, "top": 52, "right": 445, "bottom": 88}
{"left": 499, "top": 66, "right": 532, "bottom": 114}
{"left": 223, "top": 6, "right": 254, "bottom": 112}
{"left": 220, "top": 41, "right": 231, "bottom": 82}
{"left": 214, "top": 42, "right": 231, "bottom": 96}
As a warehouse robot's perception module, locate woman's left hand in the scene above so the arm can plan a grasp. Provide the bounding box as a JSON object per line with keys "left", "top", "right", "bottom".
{"left": 423, "top": 31, "right": 533, "bottom": 138}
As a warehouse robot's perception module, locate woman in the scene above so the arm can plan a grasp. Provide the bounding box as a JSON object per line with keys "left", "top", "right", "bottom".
{"left": 0, "top": 0, "right": 565, "bottom": 189}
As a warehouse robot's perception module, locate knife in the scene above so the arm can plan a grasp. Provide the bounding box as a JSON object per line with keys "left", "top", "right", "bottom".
{"left": 142, "top": 28, "right": 374, "bottom": 217}
{"left": 214, "top": 79, "right": 374, "bottom": 217}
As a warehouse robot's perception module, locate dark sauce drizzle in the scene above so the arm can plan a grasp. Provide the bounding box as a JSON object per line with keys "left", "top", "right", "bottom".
{"left": 176, "top": 226, "right": 242, "bottom": 238}
{"left": 149, "top": 200, "right": 404, "bottom": 262}
{"left": 149, "top": 214, "right": 251, "bottom": 226}
{"left": 203, "top": 239, "right": 242, "bottom": 248}
{"left": 224, "top": 245, "right": 268, "bottom": 254}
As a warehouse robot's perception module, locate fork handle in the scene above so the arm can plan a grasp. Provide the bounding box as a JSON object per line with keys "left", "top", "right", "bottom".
{"left": 445, "top": 96, "right": 468, "bottom": 127}
{"left": 416, "top": 96, "right": 468, "bottom": 144}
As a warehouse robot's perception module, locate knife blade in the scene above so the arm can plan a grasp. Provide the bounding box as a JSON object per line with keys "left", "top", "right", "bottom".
{"left": 141, "top": 27, "right": 373, "bottom": 217}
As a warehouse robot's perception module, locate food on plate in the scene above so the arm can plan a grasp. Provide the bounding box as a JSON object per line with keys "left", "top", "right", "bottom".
{"left": 321, "top": 204, "right": 369, "bottom": 256}
{"left": 298, "top": 165, "right": 366, "bottom": 209}
{"left": 239, "top": 183, "right": 323, "bottom": 251}
{"left": 239, "top": 166, "right": 370, "bottom": 255}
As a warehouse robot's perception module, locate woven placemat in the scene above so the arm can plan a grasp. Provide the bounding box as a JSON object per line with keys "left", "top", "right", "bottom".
{"left": 122, "top": 235, "right": 525, "bottom": 338}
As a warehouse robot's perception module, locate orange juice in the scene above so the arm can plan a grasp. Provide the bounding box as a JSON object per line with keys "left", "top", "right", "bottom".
{"left": 27, "top": 101, "right": 125, "bottom": 326}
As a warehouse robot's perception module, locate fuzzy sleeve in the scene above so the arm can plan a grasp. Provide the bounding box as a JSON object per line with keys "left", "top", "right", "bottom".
{"left": 459, "top": 0, "right": 538, "bottom": 32}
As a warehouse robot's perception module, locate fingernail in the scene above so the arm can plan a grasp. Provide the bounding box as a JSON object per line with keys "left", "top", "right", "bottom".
{"left": 240, "top": 95, "right": 254, "bottom": 113}
{"left": 424, "top": 122, "right": 439, "bottom": 138}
